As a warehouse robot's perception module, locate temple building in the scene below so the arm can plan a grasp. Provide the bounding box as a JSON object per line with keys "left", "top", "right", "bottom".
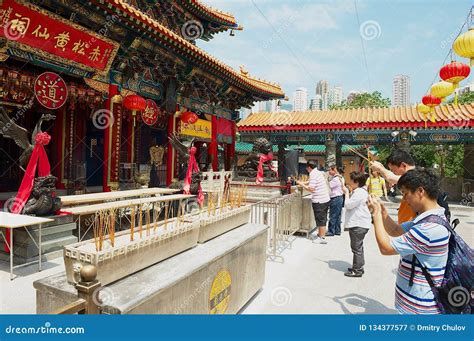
{"left": 238, "top": 105, "right": 474, "bottom": 198}
{"left": 0, "top": 0, "right": 284, "bottom": 196}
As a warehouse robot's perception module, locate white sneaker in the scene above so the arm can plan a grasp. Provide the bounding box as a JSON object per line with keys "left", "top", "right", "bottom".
{"left": 312, "top": 236, "right": 327, "bottom": 244}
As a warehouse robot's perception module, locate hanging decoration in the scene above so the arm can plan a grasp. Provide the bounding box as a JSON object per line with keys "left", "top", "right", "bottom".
{"left": 180, "top": 111, "right": 198, "bottom": 124}
{"left": 439, "top": 61, "right": 471, "bottom": 105}
{"left": 416, "top": 103, "right": 433, "bottom": 128}
{"left": 430, "top": 80, "right": 455, "bottom": 102}
{"left": 421, "top": 95, "right": 441, "bottom": 126}
{"left": 123, "top": 94, "right": 146, "bottom": 126}
{"left": 453, "top": 27, "right": 474, "bottom": 66}
{"left": 34, "top": 72, "right": 68, "bottom": 109}
{"left": 142, "top": 99, "right": 160, "bottom": 126}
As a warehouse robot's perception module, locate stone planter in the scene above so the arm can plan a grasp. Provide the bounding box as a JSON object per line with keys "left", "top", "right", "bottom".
{"left": 63, "top": 219, "right": 199, "bottom": 285}
{"left": 198, "top": 205, "right": 251, "bottom": 243}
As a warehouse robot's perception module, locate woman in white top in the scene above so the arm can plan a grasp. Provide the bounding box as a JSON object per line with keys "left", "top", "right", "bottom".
{"left": 343, "top": 171, "right": 372, "bottom": 278}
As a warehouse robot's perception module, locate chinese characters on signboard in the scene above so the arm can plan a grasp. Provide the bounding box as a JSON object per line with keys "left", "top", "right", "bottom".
{"left": 0, "top": 0, "right": 119, "bottom": 74}
{"left": 34, "top": 72, "right": 67, "bottom": 109}
{"left": 180, "top": 119, "right": 212, "bottom": 140}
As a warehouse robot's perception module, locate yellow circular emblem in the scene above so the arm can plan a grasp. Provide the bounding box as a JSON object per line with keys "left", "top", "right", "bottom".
{"left": 209, "top": 269, "right": 231, "bottom": 314}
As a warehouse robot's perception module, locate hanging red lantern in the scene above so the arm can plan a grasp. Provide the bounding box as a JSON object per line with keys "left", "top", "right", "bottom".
{"left": 439, "top": 61, "right": 470, "bottom": 87}
{"left": 123, "top": 94, "right": 146, "bottom": 126}
{"left": 422, "top": 94, "right": 441, "bottom": 109}
{"left": 421, "top": 94, "right": 441, "bottom": 127}
{"left": 180, "top": 111, "right": 198, "bottom": 124}
{"left": 439, "top": 61, "right": 470, "bottom": 106}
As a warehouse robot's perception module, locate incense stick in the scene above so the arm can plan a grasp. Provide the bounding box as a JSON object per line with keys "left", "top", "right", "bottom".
{"left": 346, "top": 145, "right": 370, "bottom": 162}
{"left": 130, "top": 206, "right": 135, "bottom": 241}
{"left": 138, "top": 205, "right": 143, "bottom": 238}
{"left": 146, "top": 207, "right": 151, "bottom": 237}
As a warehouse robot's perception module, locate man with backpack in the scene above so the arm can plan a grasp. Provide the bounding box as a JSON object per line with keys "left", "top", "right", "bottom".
{"left": 367, "top": 168, "right": 472, "bottom": 314}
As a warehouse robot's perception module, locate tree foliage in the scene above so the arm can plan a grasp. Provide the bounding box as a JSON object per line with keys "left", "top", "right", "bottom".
{"left": 330, "top": 91, "right": 391, "bottom": 110}
{"left": 448, "top": 91, "right": 474, "bottom": 105}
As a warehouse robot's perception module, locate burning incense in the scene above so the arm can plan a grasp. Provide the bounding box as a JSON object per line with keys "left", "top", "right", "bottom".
{"left": 138, "top": 205, "right": 143, "bottom": 238}
{"left": 164, "top": 203, "right": 169, "bottom": 230}
{"left": 346, "top": 145, "right": 370, "bottom": 162}
{"left": 130, "top": 206, "right": 135, "bottom": 241}
{"left": 93, "top": 212, "right": 99, "bottom": 251}
{"left": 146, "top": 207, "right": 151, "bottom": 237}
{"left": 109, "top": 208, "right": 116, "bottom": 247}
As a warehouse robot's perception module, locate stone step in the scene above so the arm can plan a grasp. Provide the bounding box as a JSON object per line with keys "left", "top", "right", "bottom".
{"left": 0, "top": 235, "right": 77, "bottom": 260}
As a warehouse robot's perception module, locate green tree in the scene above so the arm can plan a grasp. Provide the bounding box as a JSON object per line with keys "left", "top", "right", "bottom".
{"left": 330, "top": 91, "right": 391, "bottom": 110}
{"left": 447, "top": 91, "right": 474, "bottom": 105}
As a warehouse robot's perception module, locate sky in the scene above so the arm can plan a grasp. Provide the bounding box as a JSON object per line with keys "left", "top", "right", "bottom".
{"left": 197, "top": 0, "right": 473, "bottom": 105}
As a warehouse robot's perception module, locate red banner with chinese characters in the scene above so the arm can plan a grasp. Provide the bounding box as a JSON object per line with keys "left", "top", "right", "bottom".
{"left": 0, "top": 0, "right": 119, "bottom": 74}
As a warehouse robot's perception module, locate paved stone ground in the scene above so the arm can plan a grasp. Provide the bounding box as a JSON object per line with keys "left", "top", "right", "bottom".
{"left": 0, "top": 204, "right": 472, "bottom": 314}
{"left": 241, "top": 204, "right": 473, "bottom": 314}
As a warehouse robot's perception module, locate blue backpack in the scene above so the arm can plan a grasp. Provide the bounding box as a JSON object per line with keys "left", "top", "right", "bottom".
{"left": 409, "top": 215, "right": 473, "bottom": 314}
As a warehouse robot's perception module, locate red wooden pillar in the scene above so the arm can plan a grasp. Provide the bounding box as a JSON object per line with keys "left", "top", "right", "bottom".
{"left": 103, "top": 84, "right": 119, "bottom": 192}
{"left": 210, "top": 115, "right": 218, "bottom": 171}
{"left": 166, "top": 114, "right": 176, "bottom": 185}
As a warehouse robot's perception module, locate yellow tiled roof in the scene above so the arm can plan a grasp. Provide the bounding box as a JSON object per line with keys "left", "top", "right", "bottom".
{"left": 189, "top": 0, "right": 237, "bottom": 26}
{"left": 237, "top": 104, "right": 474, "bottom": 130}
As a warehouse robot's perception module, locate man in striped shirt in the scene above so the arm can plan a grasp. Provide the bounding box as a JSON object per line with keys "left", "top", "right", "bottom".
{"left": 367, "top": 168, "right": 449, "bottom": 314}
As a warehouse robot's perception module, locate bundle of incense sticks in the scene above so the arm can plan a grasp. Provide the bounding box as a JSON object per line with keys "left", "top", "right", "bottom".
{"left": 164, "top": 203, "right": 169, "bottom": 230}
{"left": 207, "top": 193, "right": 213, "bottom": 216}
{"left": 93, "top": 212, "right": 99, "bottom": 251}
{"left": 130, "top": 207, "right": 135, "bottom": 241}
{"left": 92, "top": 210, "right": 109, "bottom": 252}
{"left": 153, "top": 205, "right": 159, "bottom": 233}
{"left": 109, "top": 207, "right": 116, "bottom": 247}
{"left": 138, "top": 205, "right": 143, "bottom": 238}
{"left": 345, "top": 145, "right": 370, "bottom": 162}
{"left": 146, "top": 207, "right": 151, "bottom": 237}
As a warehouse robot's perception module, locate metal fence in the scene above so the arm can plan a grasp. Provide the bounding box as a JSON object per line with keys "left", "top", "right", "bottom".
{"left": 250, "top": 191, "right": 302, "bottom": 262}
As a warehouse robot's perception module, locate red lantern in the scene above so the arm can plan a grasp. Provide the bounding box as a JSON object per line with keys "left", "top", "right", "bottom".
{"left": 439, "top": 61, "right": 471, "bottom": 87}
{"left": 421, "top": 94, "right": 441, "bottom": 126}
{"left": 123, "top": 94, "right": 146, "bottom": 126}
{"left": 422, "top": 94, "right": 441, "bottom": 108}
{"left": 439, "top": 61, "right": 470, "bottom": 105}
{"left": 181, "top": 111, "right": 198, "bottom": 124}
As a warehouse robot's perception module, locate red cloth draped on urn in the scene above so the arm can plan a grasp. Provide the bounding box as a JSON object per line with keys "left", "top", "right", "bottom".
{"left": 4, "top": 133, "right": 51, "bottom": 253}
{"left": 182, "top": 147, "right": 204, "bottom": 206}
{"left": 256, "top": 152, "right": 278, "bottom": 185}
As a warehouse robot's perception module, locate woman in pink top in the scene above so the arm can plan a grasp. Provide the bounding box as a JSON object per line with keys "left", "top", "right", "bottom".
{"left": 327, "top": 166, "right": 345, "bottom": 236}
